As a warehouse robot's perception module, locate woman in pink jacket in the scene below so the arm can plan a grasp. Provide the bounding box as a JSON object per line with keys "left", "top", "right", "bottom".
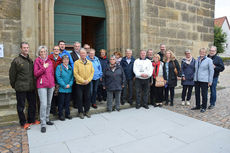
{"left": 34, "top": 46, "right": 55, "bottom": 133}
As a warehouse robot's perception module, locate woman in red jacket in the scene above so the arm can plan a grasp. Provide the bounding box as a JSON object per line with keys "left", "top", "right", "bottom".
{"left": 34, "top": 46, "right": 55, "bottom": 133}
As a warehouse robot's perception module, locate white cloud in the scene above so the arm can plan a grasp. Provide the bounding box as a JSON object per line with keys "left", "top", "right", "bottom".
{"left": 215, "top": 0, "right": 230, "bottom": 20}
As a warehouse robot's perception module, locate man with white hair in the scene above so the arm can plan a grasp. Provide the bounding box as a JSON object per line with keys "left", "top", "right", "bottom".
{"left": 133, "top": 50, "right": 153, "bottom": 109}
{"left": 207, "top": 46, "right": 225, "bottom": 109}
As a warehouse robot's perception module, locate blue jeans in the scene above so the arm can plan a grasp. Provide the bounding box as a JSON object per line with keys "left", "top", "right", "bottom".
{"left": 90, "top": 79, "right": 100, "bottom": 105}
{"left": 210, "top": 77, "right": 218, "bottom": 106}
{"left": 58, "top": 93, "right": 71, "bottom": 117}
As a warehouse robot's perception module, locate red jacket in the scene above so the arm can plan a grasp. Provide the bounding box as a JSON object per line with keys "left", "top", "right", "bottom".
{"left": 34, "top": 57, "right": 55, "bottom": 88}
{"left": 48, "top": 54, "right": 62, "bottom": 73}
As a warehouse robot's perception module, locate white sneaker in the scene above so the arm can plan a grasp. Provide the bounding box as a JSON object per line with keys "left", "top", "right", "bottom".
{"left": 181, "top": 101, "right": 185, "bottom": 106}
{"left": 186, "top": 101, "right": 190, "bottom": 106}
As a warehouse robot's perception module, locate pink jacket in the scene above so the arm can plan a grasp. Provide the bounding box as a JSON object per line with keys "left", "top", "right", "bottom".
{"left": 34, "top": 57, "right": 55, "bottom": 88}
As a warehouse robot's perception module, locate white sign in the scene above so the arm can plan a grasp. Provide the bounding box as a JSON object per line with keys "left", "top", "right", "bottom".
{"left": 0, "top": 44, "right": 4, "bottom": 58}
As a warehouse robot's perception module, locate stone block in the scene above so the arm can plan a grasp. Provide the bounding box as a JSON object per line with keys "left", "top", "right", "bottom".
{"left": 181, "top": 13, "right": 189, "bottom": 22}
{"left": 188, "top": 5, "right": 197, "bottom": 13}
{"left": 159, "top": 8, "right": 179, "bottom": 20}
{"left": 203, "top": 17, "right": 214, "bottom": 27}
{"left": 197, "top": 16, "right": 203, "bottom": 25}
{"left": 175, "top": 2, "right": 187, "bottom": 11}
{"left": 197, "top": 25, "right": 209, "bottom": 33}
{"left": 146, "top": 5, "right": 158, "bottom": 17}
{"left": 150, "top": 18, "right": 166, "bottom": 27}
{"left": 200, "top": 0, "right": 210, "bottom": 3}
{"left": 193, "top": 1, "right": 201, "bottom": 6}
{"left": 201, "top": 33, "right": 214, "bottom": 42}
{"left": 177, "top": 30, "right": 187, "bottom": 39}
{"left": 0, "top": 0, "right": 20, "bottom": 20}
{"left": 168, "top": 39, "right": 180, "bottom": 45}
{"left": 1, "top": 32, "right": 12, "bottom": 43}
{"left": 188, "top": 32, "right": 199, "bottom": 40}
{"left": 189, "top": 14, "right": 197, "bottom": 23}
{"left": 167, "top": 0, "right": 174, "bottom": 8}
{"left": 201, "top": 2, "right": 215, "bottom": 10}
{"left": 197, "top": 8, "right": 211, "bottom": 17}
{"left": 154, "top": 0, "right": 166, "bottom": 7}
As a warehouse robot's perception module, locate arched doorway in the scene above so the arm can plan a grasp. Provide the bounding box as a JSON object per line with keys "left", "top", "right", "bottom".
{"left": 54, "top": 0, "right": 107, "bottom": 53}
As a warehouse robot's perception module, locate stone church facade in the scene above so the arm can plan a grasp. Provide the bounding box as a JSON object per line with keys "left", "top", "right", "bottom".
{"left": 0, "top": 0, "right": 215, "bottom": 78}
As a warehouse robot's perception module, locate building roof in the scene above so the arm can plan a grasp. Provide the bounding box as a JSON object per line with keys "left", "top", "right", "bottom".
{"left": 214, "top": 16, "right": 230, "bottom": 30}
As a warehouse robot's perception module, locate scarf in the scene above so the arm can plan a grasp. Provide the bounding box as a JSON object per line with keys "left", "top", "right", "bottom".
{"left": 39, "top": 56, "right": 48, "bottom": 62}
{"left": 185, "top": 56, "right": 193, "bottom": 65}
{"left": 152, "top": 61, "right": 160, "bottom": 79}
{"left": 101, "top": 56, "right": 107, "bottom": 59}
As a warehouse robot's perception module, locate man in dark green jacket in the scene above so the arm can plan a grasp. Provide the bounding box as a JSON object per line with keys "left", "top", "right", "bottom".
{"left": 9, "top": 42, "right": 38, "bottom": 129}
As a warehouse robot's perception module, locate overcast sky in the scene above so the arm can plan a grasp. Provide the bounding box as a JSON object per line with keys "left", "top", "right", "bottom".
{"left": 215, "top": 0, "right": 230, "bottom": 19}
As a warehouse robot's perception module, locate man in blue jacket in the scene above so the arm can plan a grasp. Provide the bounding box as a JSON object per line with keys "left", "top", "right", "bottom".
{"left": 58, "top": 40, "right": 74, "bottom": 68}
{"left": 120, "top": 49, "right": 135, "bottom": 105}
{"left": 207, "top": 46, "right": 225, "bottom": 109}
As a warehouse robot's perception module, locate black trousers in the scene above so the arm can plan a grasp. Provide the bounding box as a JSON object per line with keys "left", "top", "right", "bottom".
{"left": 135, "top": 78, "right": 150, "bottom": 106}
{"left": 165, "top": 86, "right": 175, "bottom": 103}
{"left": 50, "top": 95, "right": 58, "bottom": 114}
{"left": 195, "top": 81, "right": 208, "bottom": 109}
{"left": 16, "top": 91, "right": 36, "bottom": 126}
{"left": 75, "top": 83, "right": 91, "bottom": 113}
{"left": 150, "top": 79, "right": 164, "bottom": 104}
{"left": 72, "top": 82, "right": 78, "bottom": 108}
{"left": 181, "top": 85, "right": 193, "bottom": 101}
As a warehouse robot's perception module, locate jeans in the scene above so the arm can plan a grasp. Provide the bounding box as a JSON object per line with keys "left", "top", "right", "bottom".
{"left": 76, "top": 83, "right": 91, "bottom": 113}
{"left": 195, "top": 81, "right": 208, "bottom": 109}
{"left": 135, "top": 78, "right": 150, "bottom": 106}
{"left": 107, "top": 91, "right": 121, "bottom": 111}
{"left": 38, "top": 87, "right": 54, "bottom": 127}
{"left": 58, "top": 93, "right": 71, "bottom": 117}
{"left": 210, "top": 77, "right": 218, "bottom": 106}
{"left": 165, "top": 87, "right": 175, "bottom": 103}
{"left": 121, "top": 79, "right": 133, "bottom": 104}
{"left": 181, "top": 85, "right": 193, "bottom": 101}
{"left": 16, "top": 91, "right": 36, "bottom": 126}
{"left": 90, "top": 79, "right": 100, "bottom": 105}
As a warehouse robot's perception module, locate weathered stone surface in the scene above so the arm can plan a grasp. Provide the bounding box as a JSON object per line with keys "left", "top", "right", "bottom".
{"left": 146, "top": 5, "right": 158, "bottom": 17}
{"left": 188, "top": 5, "right": 197, "bottom": 13}
{"left": 154, "top": 0, "right": 166, "bottom": 7}
{"left": 167, "top": 0, "right": 175, "bottom": 8}
{"left": 150, "top": 18, "right": 166, "bottom": 27}
{"left": 203, "top": 17, "right": 214, "bottom": 27}
{"left": 175, "top": 2, "right": 187, "bottom": 11}
{"left": 197, "top": 25, "right": 209, "bottom": 33}
{"left": 0, "top": 0, "right": 20, "bottom": 19}
{"left": 201, "top": 33, "right": 214, "bottom": 42}
{"left": 197, "top": 8, "right": 211, "bottom": 17}
{"left": 177, "top": 30, "right": 187, "bottom": 39}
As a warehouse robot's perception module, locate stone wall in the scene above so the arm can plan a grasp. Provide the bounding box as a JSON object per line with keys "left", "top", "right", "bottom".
{"left": 140, "top": 0, "right": 215, "bottom": 58}
{"left": 0, "top": 0, "right": 21, "bottom": 75}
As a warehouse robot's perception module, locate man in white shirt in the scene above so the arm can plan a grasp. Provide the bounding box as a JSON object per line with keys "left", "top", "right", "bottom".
{"left": 133, "top": 50, "right": 153, "bottom": 109}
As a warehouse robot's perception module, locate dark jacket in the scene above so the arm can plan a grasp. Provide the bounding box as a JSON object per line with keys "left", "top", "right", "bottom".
{"left": 181, "top": 58, "right": 195, "bottom": 86}
{"left": 71, "top": 51, "right": 80, "bottom": 62}
{"left": 120, "top": 56, "right": 135, "bottom": 80}
{"left": 102, "top": 65, "right": 126, "bottom": 91}
{"left": 99, "top": 56, "right": 109, "bottom": 72}
{"left": 163, "top": 59, "right": 181, "bottom": 87}
{"left": 9, "top": 54, "right": 35, "bottom": 92}
{"left": 158, "top": 51, "right": 164, "bottom": 62}
{"left": 208, "top": 54, "right": 225, "bottom": 78}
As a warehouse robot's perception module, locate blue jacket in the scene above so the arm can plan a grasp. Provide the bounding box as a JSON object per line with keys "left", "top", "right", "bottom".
{"left": 59, "top": 50, "right": 74, "bottom": 68}
{"left": 181, "top": 58, "right": 195, "bottom": 86}
{"left": 102, "top": 65, "right": 126, "bottom": 91}
{"left": 208, "top": 55, "right": 225, "bottom": 78}
{"left": 194, "top": 56, "right": 214, "bottom": 84}
{"left": 99, "top": 56, "right": 109, "bottom": 72}
{"left": 87, "top": 56, "right": 103, "bottom": 80}
{"left": 55, "top": 64, "right": 74, "bottom": 93}
{"left": 120, "top": 56, "right": 135, "bottom": 80}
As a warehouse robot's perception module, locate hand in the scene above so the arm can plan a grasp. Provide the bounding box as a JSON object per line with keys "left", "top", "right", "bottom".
{"left": 141, "top": 74, "right": 148, "bottom": 78}
{"left": 208, "top": 83, "right": 212, "bottom": 87}
{"left": 84, "top": 80, "right": 89, "bottom": 85}
{"left": 177, "top": 77, "right": 181, "bottom": 80}
{"left": 164, "top": 80, "right": 166, "bottom": 84}
{"left": 122, "top": 85, "right": 124, "bottom": 88}
{"left": 103, "top": 86, "right": 106, "bottom": 90}
{"left": 213, "top": 64, "right": 216, "bottom": 68}
{"left": 133, "top": 77, "right": 136, "bottom": 81}
{"left": 66, "top": 84, "right": 70, "bottom": 88}
{"left": 182, "top": 77, "right": 185, "bottom": 81}
{"left": 43, "top": 63, "right": 49, "bottom": 68}
{"left": 100, "top": 78, "right": 102, "bottom": 81}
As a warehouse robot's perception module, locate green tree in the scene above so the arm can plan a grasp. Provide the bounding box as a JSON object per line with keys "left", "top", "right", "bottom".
{"left": 214, "top": 26, "right": 227, "bottom": 54}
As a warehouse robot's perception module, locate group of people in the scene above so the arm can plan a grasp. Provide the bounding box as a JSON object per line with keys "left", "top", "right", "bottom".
{"left": 9, "top": 41, "right": 225, "bottom": 133}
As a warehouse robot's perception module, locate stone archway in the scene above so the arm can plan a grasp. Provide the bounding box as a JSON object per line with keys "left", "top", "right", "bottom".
{"left": 37, "top": 0, "right": 130, "bottom": 55}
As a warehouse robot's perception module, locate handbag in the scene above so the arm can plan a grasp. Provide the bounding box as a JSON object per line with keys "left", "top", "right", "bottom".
{"left": 172, "top": 61, "right": 178, "bottom": 76}
{"left": 53, "top": 65, "right": 62, "bottom": 96}
{"left": 155, "top": 76, "right": 165, "bottom": 87}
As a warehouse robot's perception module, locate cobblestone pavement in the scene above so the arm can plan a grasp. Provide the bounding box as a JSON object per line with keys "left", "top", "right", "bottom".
{"left": 0, "top": 125, "right": 28, "bottom": 153}
{"left": 0, "top": 66, "right": 230, "bottom": 153}
{"left": 164, "top": 65, "right": 230, "bottom": 130}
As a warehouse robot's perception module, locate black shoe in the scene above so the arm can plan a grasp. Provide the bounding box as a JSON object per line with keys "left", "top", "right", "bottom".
{"left": 165, "top": 102, "right": 169, "bottom": 106}
{"left": 170, "top": 102, "right": 174, "bottom": 106}
{"left": 112, "top": 106, "right": 116, "bottom": 111}
{"left": 208, "top": 105, "right": 214, "bottom": 109}
{"left": 41, "top": 127, "right": 46, "bottom": 133}
{"left": 115, "top": 108, "right": 120, "bottom": 112}
{"left": 121, "top": 101, "right": 125, "bottom": 105}
{"left": 50, "top": 110, "right": 57, "bottom": 116}
{"left": 143, "top": 105, "right": 149, "bottom": 109}
{"left": 191, "top": 107, "right": 200, "bottom": 110}
{"left": 92, "top": 104, "right": 98, "bottom": 109}
{"left": 103, "top": 97, "right": 107, "bottom": 101}
{"left": 136, "top": 105, "right": 141, "bottom": 109}
{"left": 46, "top": 121, "right": 54, "bottom": 125}
{"left": 200, "top": 108, "right": 206, "bottom": 113}
{"left": 59, "top": 116, "right": 65, "bottom": 121}
{"left": 65, "top": 115, "right": 72, "bottom": 120}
